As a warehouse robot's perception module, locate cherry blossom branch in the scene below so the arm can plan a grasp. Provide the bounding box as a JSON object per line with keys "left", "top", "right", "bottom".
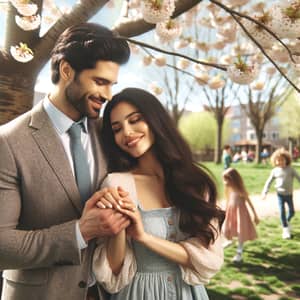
{"left": 141, "top": 47, "right": 191, "bottom": 75}
{"left": 118, "top": 36, "right": 227, "bottom": 71}
{"left": 208, "top": 0, "right": 296, "bottom": 63}
{"left": 140, "top": 46, "right": 209, "bottom": 85}
{"left": 208, "top": 0, "right": 300, "bottom": 93}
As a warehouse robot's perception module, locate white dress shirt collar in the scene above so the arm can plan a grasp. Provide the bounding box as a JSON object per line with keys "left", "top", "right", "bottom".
{"left": 43, "top": 96, "right": 88, "bottom": 133}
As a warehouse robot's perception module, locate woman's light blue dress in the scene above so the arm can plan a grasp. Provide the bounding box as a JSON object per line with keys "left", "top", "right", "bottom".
{"left": 110, "top": 202, "right": 210, "bottom": 300}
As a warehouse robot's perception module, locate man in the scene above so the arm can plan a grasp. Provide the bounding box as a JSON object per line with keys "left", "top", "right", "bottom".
{"left": 0, "top": 23, "right": 130, "bottom": 300}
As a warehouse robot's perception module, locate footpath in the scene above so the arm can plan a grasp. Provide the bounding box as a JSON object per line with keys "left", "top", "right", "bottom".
{"left": 220, "top": 189, "right": 300, "bottom": 218}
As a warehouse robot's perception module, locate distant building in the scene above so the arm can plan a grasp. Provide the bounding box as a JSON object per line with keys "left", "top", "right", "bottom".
{"left": 224, "top": 104, "right": 287, "bottom": 150}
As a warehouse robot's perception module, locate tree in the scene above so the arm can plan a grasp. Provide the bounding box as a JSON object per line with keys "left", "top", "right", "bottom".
{"left": 200, "top": 78, "right": 240, "bottom": 163}
{"left": 179, "top": 111, "right": 216, "bottom": 151}
{"left": 238, "top": 77, "right": 291, "bottom": 163}
{"left": 179, "top": 110, "right": 230, "bottom": 151}
{"left": 133, "top": 53, "right": 197, "bottom": 126}
{"left": 163, "top": 55, "right": 200, "bottom": 126}
{"left": 279, "top": 91, "right": 300, "bottom": 145}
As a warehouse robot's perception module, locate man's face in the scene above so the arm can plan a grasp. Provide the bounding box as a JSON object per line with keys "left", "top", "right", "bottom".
{"left": 65, "top": 60, "right": 120, "bottom": 120}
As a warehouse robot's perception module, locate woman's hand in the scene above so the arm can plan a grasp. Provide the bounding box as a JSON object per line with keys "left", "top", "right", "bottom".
{"left": 115, "top": 198, "right": 146, "bottom": 242}
{"left": 95, "top": 187, "right": 146, "bottom": 241}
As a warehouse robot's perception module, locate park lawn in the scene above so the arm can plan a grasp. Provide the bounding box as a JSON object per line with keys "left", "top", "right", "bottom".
{"left": 206, "top": 212, "right": 300, "bottom": 300}
{"left": 202, "top": 162, "right": 300, "bottom": 199}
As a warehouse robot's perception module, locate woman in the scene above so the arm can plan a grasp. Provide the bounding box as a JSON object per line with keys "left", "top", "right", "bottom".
{"left": 93, "top": 88, "right": 225, "bottom": 299}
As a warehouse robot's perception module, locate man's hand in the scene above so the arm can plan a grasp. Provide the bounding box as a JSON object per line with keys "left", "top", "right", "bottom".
{"left": 79, "top": 188, "right": 130, "bottom": 242}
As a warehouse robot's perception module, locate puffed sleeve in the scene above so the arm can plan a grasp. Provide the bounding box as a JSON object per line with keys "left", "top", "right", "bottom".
{"left": 92, "top": 238, "right": 137, "bottom": 293}
{"left": 92, "top": 173, "right": 138, "bottom": 293}
{"left": 179, "top": 221, "right": 224, "bottom": 285}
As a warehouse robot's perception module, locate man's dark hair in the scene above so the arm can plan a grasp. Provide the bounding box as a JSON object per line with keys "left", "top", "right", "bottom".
{"left": 50, "top": 23, "right": 130, "bottom": 84}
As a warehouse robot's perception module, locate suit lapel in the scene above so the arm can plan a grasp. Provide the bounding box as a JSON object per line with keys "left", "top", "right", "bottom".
{"left": 30, "top": 102, "right": 82, "bottom": 213}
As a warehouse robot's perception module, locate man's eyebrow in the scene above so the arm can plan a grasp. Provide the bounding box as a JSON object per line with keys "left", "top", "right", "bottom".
{"left": 93, "top": 76, "right": 118, "bottom": 85}
{"left": 111, "top": 111, "right": 140, "bottom": 126}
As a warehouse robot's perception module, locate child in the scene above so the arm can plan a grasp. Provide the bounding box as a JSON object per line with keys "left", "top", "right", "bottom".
{"left": 223, "top": 145, "right": 232, "bottom": 169}
{"left": 222, "top": 168, "right": 259, "bottom": 262}
{"left": 262, "top": 148, "right": 300, "bottom": 239}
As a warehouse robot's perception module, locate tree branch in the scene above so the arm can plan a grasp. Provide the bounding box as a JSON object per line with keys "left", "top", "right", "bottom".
{"left": 120, "top": 37, "right": 227, "bottom": 71}
{"left": 209, "top": 0, "right": 295, "bottom": 62}
{"left": 113, "top": 0, "right": 203, "bottom": 37}
{"left": 209, "top": 0, "right": 300, "bottom": 93}
{"left": 140, "top": 46, "right": 210, "bottom": 84}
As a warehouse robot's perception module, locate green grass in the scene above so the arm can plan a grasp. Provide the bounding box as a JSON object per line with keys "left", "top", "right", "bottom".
{"left": 202, "top": 162, "right": 300, "bottom": 198}
{"left": 206, "top": 213, "right": 300, "bottom": 300}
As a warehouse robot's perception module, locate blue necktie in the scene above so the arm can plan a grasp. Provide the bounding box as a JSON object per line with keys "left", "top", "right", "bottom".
{"left": 68, "top": 122, "right": 92, "bottom": 203}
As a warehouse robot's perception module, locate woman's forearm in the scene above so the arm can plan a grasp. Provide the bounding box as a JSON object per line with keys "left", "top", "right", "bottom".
{"left": 139, "top": 233, "right": 193, "bottom": 269}
{"left": 107, "top": 229, "right": 126, "bottom": 275}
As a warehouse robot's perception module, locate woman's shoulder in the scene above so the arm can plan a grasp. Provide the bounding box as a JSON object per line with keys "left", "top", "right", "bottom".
{"left": 106, "top": 171, "right": 131, "bottom": 178}
{"left": 103, "top": 172, "right": 138, "bottom": 202}
{"left": 104, "top": 172, "right": 132, "bottom": 187}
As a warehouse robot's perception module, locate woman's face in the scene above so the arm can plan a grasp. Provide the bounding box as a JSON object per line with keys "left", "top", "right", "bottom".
{"left": 110, "top": 101, "right": 155, "bottom": 158}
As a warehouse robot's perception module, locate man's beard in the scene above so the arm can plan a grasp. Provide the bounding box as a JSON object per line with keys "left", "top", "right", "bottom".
{"left": 65, "top": 83, "right": 89, "bottom": 118}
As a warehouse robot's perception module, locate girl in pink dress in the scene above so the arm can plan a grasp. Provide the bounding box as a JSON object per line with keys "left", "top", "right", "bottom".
{"left": 222, "top": 168, "right": 259, "bottom": 262}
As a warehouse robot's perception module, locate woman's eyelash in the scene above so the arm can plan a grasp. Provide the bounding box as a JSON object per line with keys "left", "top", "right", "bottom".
{"left": 130, "top": 116, "right": 142, "bottom": 123}
{"left": 112, "top": 127, "right": 121, "bottom": 133}
{"left": 111, "top": 115, "right": 142, "bottom": 133}
{"left": 130, "top": 119, "right": 139, "bottom": 123}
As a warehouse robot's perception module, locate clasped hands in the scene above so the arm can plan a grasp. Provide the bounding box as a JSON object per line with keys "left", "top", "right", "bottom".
{"left": 79, "top": 186, "right": 144, "bottom": 243}
{"left": 96, "top": 186, "right": 137, "bottom": 212}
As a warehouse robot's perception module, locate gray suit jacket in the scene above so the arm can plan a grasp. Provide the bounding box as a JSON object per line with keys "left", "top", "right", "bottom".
{"left": 0, "top": 101, "right": 107, "bottom": 300}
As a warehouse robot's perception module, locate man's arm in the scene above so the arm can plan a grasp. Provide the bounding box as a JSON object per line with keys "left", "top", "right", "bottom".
{"left": 0, "top": 134, "right": 129, "bottom": 270}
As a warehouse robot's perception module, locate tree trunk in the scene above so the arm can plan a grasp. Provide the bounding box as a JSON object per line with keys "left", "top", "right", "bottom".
{"left": 0, "top": 74, "right": 36, "bottom": 124}
{"left": 255, "top": 130, "right": 263, "bottom": 164}
{"left": 214, "top": 118, "right": 223, "bottom": 164}
{"left": 171, "top": 107, "right": 181, "bottom": 127}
